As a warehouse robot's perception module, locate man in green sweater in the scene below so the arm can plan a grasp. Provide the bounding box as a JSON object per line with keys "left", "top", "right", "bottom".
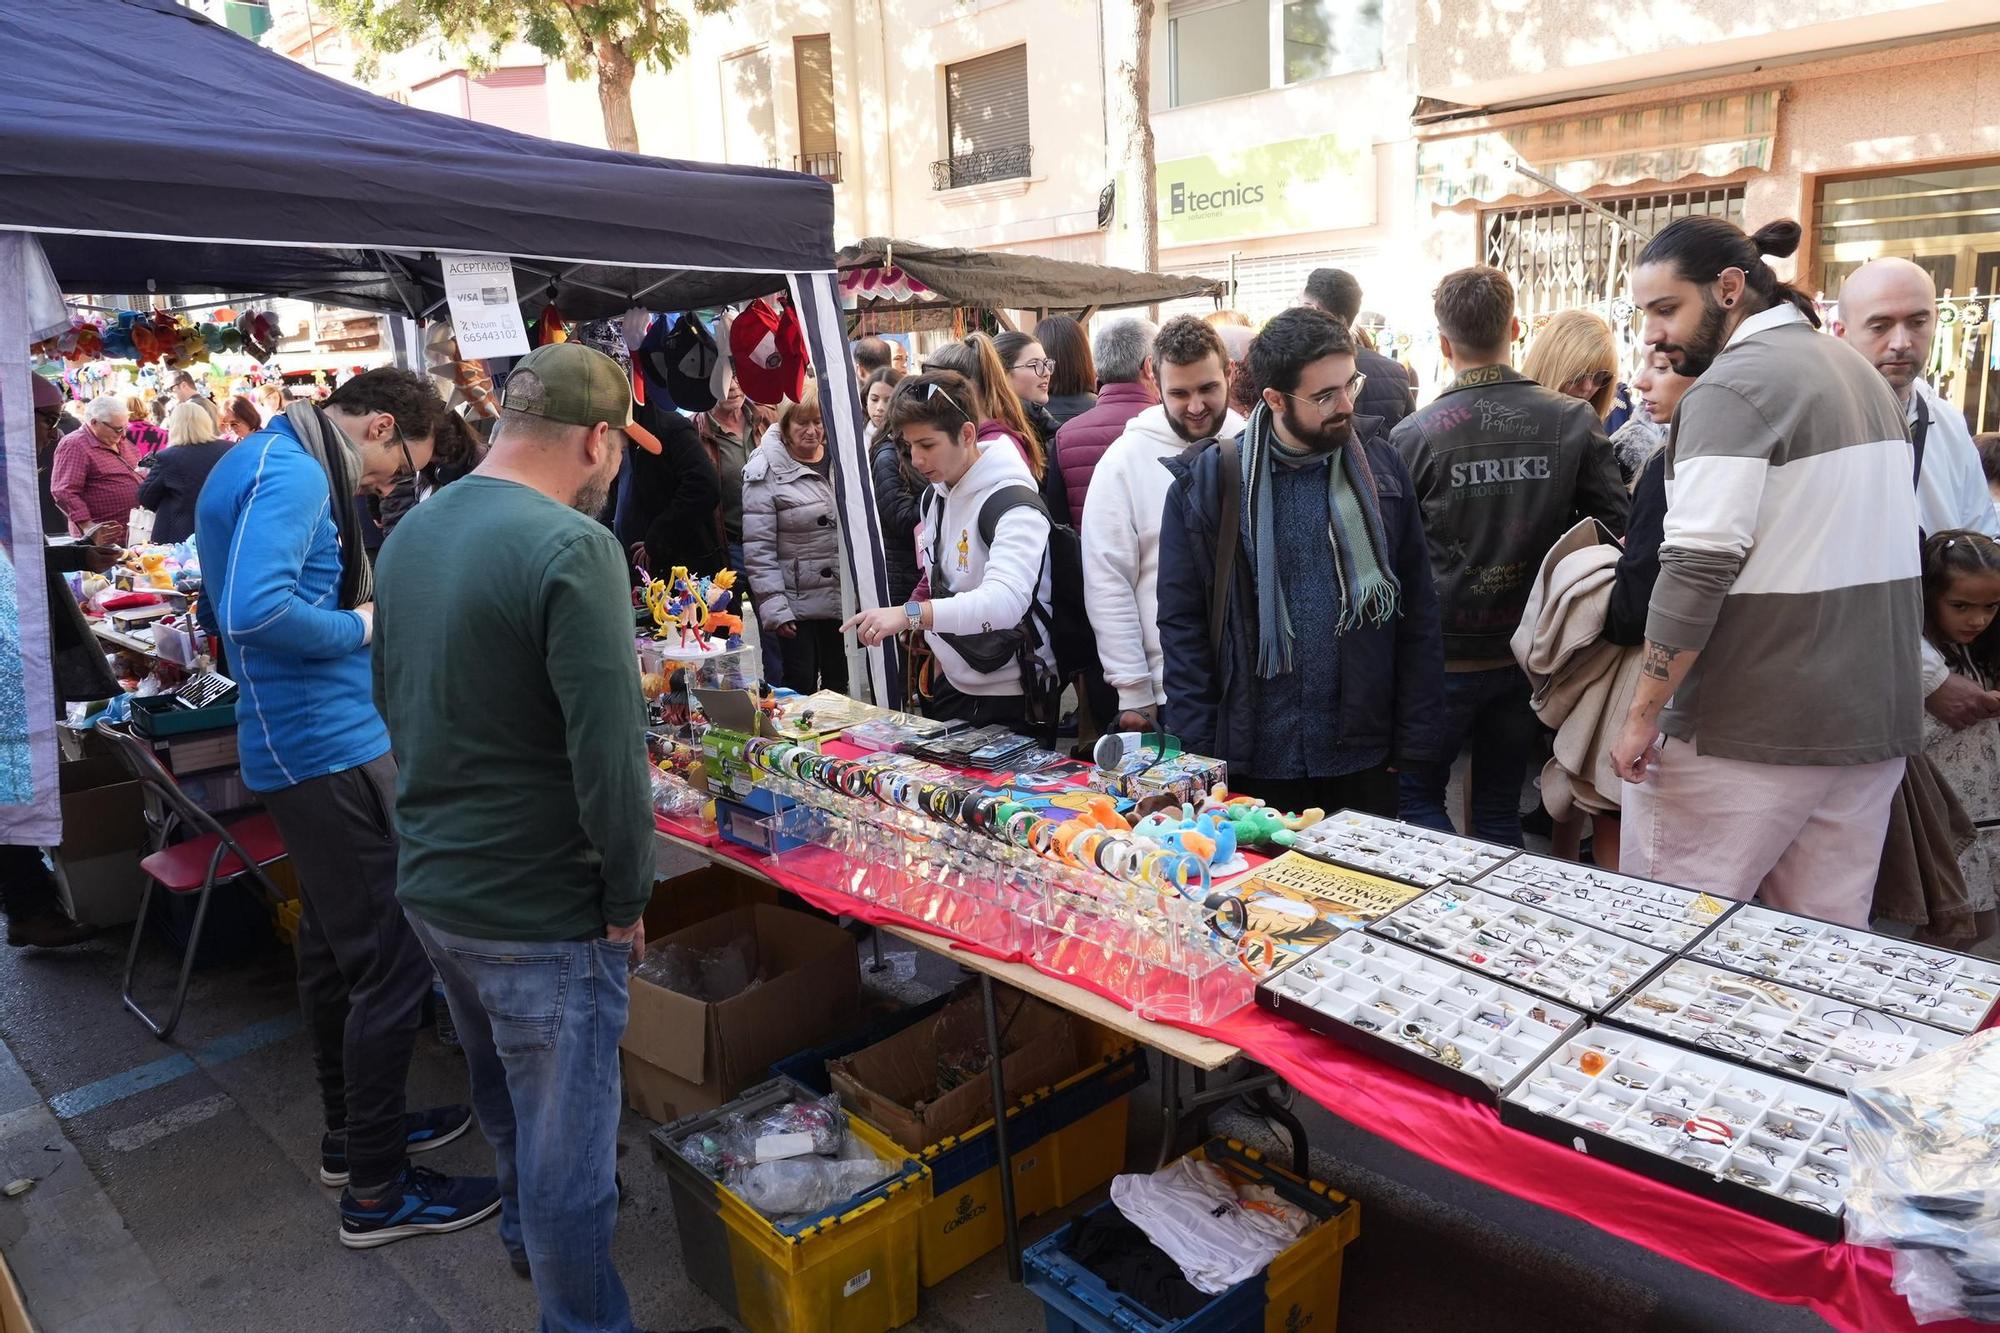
{"left": 374, "top": 343, "right": 656, "bottom": 1331}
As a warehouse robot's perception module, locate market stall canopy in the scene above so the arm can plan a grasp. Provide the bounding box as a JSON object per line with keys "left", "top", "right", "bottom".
{"left": 0, "top": 0, "right": 835, "bottom": 318}
{"left": 835, "top": 238, "right": 1226, "bottom": 313}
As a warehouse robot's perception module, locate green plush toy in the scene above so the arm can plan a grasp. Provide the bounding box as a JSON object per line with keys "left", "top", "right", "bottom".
{"left": 1202, "top": 784, "right": 1323, "bottom": 850}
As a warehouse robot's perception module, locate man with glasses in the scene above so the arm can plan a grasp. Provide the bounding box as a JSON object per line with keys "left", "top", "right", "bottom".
{"left": 196, "top": 368, "right": 501, "bottom": 1250}
{"left": 1391, "top": 266, "right": 1628, "bottom": 845}
{"left": 1157, "top": 306, "right": 1443, "bottom": 817}
{"left": 50, "top": 396, "right": 140, "bottom": 544}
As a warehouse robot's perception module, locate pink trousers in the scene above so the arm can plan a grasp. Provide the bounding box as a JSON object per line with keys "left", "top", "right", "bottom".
{"left": 1621, "top": 738, "right": 1905, "bottom": 927}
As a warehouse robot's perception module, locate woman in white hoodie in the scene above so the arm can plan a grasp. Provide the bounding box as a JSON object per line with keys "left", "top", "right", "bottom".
{"left": 844, "top": 370, "right": 1054, "bottom": 727}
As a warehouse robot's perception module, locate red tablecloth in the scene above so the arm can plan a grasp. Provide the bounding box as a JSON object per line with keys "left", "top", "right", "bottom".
{"left": 667, "top": 824, "right": 1984, "bottom": 1333}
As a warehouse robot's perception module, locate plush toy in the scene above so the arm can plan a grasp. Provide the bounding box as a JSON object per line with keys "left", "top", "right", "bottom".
{"left": 1201, "top": 785, "right": 1323, "bottom": 851}
{"left": 1133, "top": 802, "right": 1244, "bottom": 876}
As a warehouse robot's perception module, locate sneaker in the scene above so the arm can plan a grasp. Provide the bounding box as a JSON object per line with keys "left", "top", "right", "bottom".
{"left": 321, "top": 1105, "right": 474, "bottom": 1187}
{"left": 338, "top": 1165, "right": 500, "bottom": 1249}
{"left": 7, "top": 912, "right": 98, "bottom": 948}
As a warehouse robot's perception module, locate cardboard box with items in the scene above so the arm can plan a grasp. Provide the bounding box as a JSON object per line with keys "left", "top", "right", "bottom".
{"left": 621, "top": 900, "right": 861, "bottom": 1124}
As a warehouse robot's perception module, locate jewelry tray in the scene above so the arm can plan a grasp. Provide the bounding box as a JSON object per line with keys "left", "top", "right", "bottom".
{"left": 1602, "top": 958, "right": 1958, "bottom": 1094}
{"left": 1470, "top": 853, "right": 1737, "bottom": 950}
{"left": 1369, "top": 885, "right": 1671, "bottom": 1015}
{"left": 1500, "top": 1025, "right": 1852, "bottom": 1240}
{"left": 1290, "top": 809, "right": 1517, "bottom": 889}
{"left": 1685, "top": 904, "right": 2000, "bottom": 1035}
{"left": 1257, "top": 930, "right": 1585, "bottom": 1103}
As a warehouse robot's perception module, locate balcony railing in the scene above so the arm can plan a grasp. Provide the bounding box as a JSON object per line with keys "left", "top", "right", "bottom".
{"left": 930, "top": 143, "right": 1033, "bottom": 191}
{"left": 795, "top": 151, "right": 842, "bottom": 183}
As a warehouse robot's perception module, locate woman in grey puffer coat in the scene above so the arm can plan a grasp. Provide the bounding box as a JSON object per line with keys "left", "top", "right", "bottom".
{"left": 741, "top": 383, "right": 848, "bottom": 694}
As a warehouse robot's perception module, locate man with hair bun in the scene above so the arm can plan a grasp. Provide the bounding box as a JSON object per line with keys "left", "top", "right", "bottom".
{"left": 1612, "top": 217, "right": 1923, "bottom": 924}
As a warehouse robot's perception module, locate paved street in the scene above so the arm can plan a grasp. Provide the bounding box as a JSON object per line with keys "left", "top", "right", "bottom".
{"left": 0, "top": 843, "right": 1830, "bottom": 1332}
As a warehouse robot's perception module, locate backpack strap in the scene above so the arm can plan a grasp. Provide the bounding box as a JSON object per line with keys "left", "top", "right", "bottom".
{"left": 1210, "top": 437, "right": 1241, "bottom": 661}
{"left": 975, "top": 485, "right": 1047, "bottom": 546}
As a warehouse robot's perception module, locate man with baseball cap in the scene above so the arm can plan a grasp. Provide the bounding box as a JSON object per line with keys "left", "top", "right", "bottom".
{"left": 374, "top": 343, "right": 657, "bottom": 1328}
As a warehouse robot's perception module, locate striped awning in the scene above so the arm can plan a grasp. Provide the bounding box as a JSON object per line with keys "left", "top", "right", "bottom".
{"left": 1418, "top": 89, "right": 1780, "bottom": 208}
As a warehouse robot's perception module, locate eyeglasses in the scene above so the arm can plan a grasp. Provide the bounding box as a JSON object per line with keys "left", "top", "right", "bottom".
{"left": 1282, "top": 372, "right": 1368, "bottom": 419}
{"left": 390, "top": 422, "right": 418, "bottom": 482}
{"left": 1564, "top": 369, "right": 1615, "bottom": 397}
{"left": 1015, "top": 358, "right": 1055, "bottom": 376}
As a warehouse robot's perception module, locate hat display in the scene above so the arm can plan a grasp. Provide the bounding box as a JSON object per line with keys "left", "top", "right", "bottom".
{"left": 635, "top": 314, "right": 678, "bottom": 409}
{"left": 500, "top": 342, "right": 660, "bottom": 454}
{"left": 727, "top": 298, "right": 806, "bottom": 406}
{"left": 662, "top": 315, "right": 719, "bottom": 412}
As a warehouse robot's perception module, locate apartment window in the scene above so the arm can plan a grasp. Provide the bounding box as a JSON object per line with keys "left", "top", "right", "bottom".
{"left": 936, "top": 46, "right": 1031, "bottom": 190}
{"left": 1484, "top": 186, "right": 1746, "bottom": 320}
{"left": 722, "top": 48, "right": 777, "bottom": 168}
{"left": 793, "top": 35, "right": 840, "bottom": 181}
{"left": 1168, "top": 0, "right": 1380, "bottom": 109}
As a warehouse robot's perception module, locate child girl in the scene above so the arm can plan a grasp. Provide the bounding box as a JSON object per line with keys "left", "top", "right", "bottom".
{"left": 1921, "top": 529, "right": 2000, "bottom": 934}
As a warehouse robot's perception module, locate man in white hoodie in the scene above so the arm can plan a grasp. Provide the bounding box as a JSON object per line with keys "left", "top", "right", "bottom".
{"left": 1082, "top": 317, "right": 1245, "bottom": 732}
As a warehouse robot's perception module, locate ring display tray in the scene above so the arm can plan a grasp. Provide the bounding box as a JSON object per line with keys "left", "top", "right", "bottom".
{"left": 1603, "top": 958, "right": 1959, "bottom": 1094}
{"left": 1470, "top": 853, "right": 1736, "bottom": 950}
{"left": 1500, "top": 1025, "right": 1853, "bottom": 1239}
{"left": 1684, "top": 904, "right": 2000, "bottom": 1035}
{"left": 1370, "top": 885, "right": 1670, "bottom": 1015}
{"left": 1257, "top": 930, "right": 1585, "bottom": 1102}
{"left": 1290, "top": 810, "right": 1517, "bottom": 889}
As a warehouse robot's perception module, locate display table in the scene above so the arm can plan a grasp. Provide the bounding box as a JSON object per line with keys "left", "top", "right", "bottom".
{"left": 90, "top": 622, "right": 157, "bottom": 656}
{"left": 653, "top": 822, "right": 1985, "bottom": 1333}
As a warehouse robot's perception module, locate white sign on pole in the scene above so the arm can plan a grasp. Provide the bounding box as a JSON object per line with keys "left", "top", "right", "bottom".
{"left": 439, "top": 253, "right": 531, "bottom": 358}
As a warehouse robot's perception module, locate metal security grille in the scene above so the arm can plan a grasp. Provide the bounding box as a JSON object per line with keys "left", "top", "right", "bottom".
{"left": 1157, "top": 247, "right": 1381, "bottom": 323}
{"left": 794, "top": 35, "right": 837, "bottom": 167}
{"left": 1483, "top": 186, "right": 1746, "bottom": 318}
{"left": 940, "top": 45, "right": 1029, "bottom": 188}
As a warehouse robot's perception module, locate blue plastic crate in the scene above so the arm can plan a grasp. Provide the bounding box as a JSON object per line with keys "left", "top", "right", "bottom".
{"left": 1023, "top": 1139, "right": 1360, "bottom": 1333}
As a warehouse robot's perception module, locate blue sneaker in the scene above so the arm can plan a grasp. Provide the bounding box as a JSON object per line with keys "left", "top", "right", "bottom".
{"left": 320, "top": 1105, "right": 474, "bottom": 1186}
{"left": 339, "top": 1165, "right": 500, "bottom": 1249}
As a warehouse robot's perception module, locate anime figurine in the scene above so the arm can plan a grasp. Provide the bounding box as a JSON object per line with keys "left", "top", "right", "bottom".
{"left": 757, "top": 683, "right": 781, "bottom": 726}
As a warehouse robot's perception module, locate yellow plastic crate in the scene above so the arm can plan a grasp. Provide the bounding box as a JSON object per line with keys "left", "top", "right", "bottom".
{"left": 910, "top": 1046, "right": 1144, "bottom": 1287}
{"left": 656, "top": 1079, "right": 932, "bottom": 1333}
{"left": 1207, "top": 1139, "right": 1360, "bottom": 1333}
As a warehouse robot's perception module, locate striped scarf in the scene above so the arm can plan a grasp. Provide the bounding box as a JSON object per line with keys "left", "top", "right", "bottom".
{"left": 284, "top": 401, "right": 373, "bottom": 609}
{"left": 1239, "top": 401, "right": 1399, "bottom": 679}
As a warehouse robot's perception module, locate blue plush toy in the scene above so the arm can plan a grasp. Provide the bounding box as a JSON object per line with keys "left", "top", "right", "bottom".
{"left": 1133, "top": 803, "right": 1242, "bottom": 874}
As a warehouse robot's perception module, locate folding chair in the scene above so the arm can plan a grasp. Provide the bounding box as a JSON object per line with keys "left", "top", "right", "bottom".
{"left": 94, "top": 723, "right": 290, "bottom": 1040}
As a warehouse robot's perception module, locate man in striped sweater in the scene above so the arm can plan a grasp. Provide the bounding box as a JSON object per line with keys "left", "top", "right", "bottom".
{"left": 1611, "top": 216, "right": 1922, "bottom": 926}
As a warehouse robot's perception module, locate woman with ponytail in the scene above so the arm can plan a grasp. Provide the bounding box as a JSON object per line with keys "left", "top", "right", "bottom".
{"left": 926, "top": 332, "right": 1070, "bottom": 523}
{"left": 1610, "top": 215, "right": 1925, "bottom": 925}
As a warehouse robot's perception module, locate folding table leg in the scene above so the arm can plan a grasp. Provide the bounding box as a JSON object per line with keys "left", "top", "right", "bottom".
{"left": 980, "top": 974, "right": 1022, "bottom": 1283}
{"left": 1156, "top": 1055, "right": 1183, "bottom": 1169}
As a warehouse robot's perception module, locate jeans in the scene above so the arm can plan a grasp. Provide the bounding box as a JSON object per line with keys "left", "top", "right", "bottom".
{"left": 1398, "top": 666, "right": 1540, "bottom": 847}
{"left": 409, "top": 915, "right": 634, "bottom": 1333}
{"left": 261, "top": 754, "right": 431, "bottom": 1191}
{"left": 1237, "top": 768, "right": 1398, "bottom": 821}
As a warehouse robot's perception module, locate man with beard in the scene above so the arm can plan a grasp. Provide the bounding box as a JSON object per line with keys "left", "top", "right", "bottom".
{"left": 1391, "top": 266, "right": 1628, "bottom": 845}
{"left": 1611, "top": 217, "right": 1920, "bottom": 925}
{"left": 1156, "top": 307, "right": 1442, "bottom": 815}
{"left": 1083, "top": 317, "right": 1240, "bottom": 732}
{"left": 372, "top": 343, "right": 658, "bottom": 1324}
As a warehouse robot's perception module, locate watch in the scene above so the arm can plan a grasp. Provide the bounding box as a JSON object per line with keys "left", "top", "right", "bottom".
{"left": 902, "top": 598, "right": 923, "bottom": 631}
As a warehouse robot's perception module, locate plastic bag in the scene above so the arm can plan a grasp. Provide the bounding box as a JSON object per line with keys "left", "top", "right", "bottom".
{"left": 634, "top": 935, "right": 759, "bottom": 1002}
{"left": 728, "top": 1156, "right": 890, "bottom": 1218}
{"left": 1847, "top": 1028, "right": 2000, "bottom": 1323}
{"left": 751, "top": 1093, "right": 847, "bottom": 1158}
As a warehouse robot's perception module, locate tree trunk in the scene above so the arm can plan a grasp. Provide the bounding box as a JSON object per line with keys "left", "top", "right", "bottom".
{"left": 594, "top": 38, "right": 640, "bottom": 154}
{"left": 1106, "top": 0, "right": 1158, "bottom": 276}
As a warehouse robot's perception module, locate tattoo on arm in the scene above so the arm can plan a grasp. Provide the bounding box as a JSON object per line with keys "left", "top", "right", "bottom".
{"left": 1641, "top": 642, "right": 1684, "bottom": 681}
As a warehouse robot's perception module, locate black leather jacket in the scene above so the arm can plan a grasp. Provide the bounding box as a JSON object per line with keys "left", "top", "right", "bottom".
{"left": 1390, "top": 365, "right": 1628, "bottom": 660}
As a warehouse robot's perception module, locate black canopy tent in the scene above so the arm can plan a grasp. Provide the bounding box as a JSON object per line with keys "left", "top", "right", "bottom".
{"left": 0, "top": 0, "right": 889, "bottom": 842}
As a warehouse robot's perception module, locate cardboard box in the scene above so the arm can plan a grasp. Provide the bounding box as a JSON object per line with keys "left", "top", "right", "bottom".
{"left": 644, "top": 863, "right": 778, "bottom": 939}
{"left": 53, "top": 757, "right": 147, "bottom": 926}
{"left": 828, "top": 988, "right": 1083, "bottom": 1153}
{"left": 621, "top": 902, "right": 860, "bottom": 1123}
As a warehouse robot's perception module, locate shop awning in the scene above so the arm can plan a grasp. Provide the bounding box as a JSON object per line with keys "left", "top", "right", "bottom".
{"left": 1417, "top": 89, "right": 1779, "bottom": 208}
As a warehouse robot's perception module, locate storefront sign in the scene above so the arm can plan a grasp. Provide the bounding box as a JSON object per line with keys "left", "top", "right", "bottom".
{"left": 440, "top": 252, "right": 530, "bottom": 357}
{"left": 1154, "top": 134, "right": 1372, "bottom": 246}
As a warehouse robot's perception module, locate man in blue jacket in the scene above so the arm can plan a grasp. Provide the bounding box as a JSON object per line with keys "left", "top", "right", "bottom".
{"left": 195, "top": 369, "right": 498, "bottom": 1249}
{"left": 1157, "top": 307, "right": 1444, "bottom": 816}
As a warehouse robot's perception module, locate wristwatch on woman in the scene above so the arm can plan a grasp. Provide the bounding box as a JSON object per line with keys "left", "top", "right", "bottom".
{"left": 903, "top": 598, "right": 923, "bottom": 631}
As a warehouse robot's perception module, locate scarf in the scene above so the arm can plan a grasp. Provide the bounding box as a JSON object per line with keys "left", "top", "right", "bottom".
{"left": 284, "top": 401, "right": 373, "bottom": 609}
{"left": 1239, "top": 401, "right": 1399, "bottom": 679}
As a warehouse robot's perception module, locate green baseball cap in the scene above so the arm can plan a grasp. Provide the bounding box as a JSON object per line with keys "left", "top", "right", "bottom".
{"left": 500, "top": 342, "right": 660, "bottom": 453}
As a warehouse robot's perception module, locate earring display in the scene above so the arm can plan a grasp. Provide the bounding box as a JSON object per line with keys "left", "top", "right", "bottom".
{"left": 1501, "top": 1025, "right": 1854, "bottom": 1239}
{"left": 1605, "top": 958, "right": 1958, "bottom": 1093}
{"left": 1474, "top": 853, "right": 1736, "bottom": 950}
{"left": 1291, "top": 810, "right": 1517, "bottom": 889}
{"left": 1686, "top": 905, "right": 2000, "bottom": 1035}
{"left": 1370, "top": 885, "right": 1670, "bottom": 1014}
{"left": 1258, "top": 931, "right": 1584, "bottom": 1101}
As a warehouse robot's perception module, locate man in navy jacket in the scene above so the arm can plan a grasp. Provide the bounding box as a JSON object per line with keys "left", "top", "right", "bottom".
{"left": 1157, "top": 307, "right": 1444, "bottom": 817}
